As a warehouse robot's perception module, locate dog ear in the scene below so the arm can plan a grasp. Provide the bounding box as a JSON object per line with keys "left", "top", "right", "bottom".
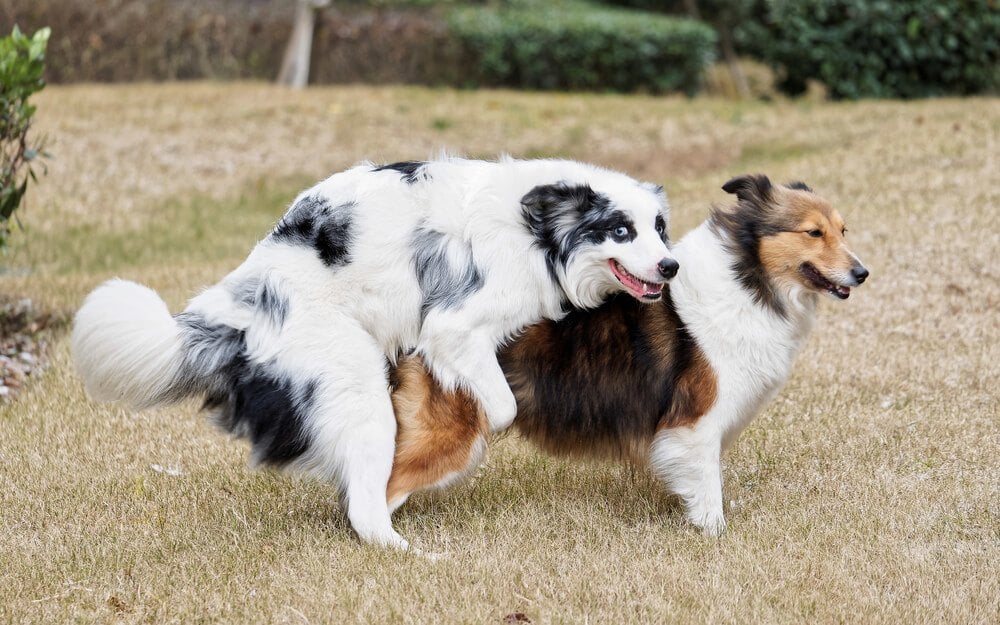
{"left": 785, "top": 180, "right": 813, "bottom": 193}
{"left": 722, "top": 175, "right": 773, "bottom": 207}
{"left": 521, "top": 182, "right": 597, "bottom": 221}
{"left": 641, "top": 181, "right": 665, "bottom": 198}
{"left": 521, "top": 182, "right": 605, "bottom": 272}
{"left": 641, "top": 181, "right": 669, "bottom": 208}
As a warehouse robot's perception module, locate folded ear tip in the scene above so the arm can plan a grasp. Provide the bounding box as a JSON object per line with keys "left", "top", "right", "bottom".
{"left": 722, "top": 174, "right": 772, "bottom": 201}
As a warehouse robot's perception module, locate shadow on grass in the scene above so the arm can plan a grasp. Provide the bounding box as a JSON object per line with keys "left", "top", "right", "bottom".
{"left": 393, "top": 446, "right": 684, "bottom": 533}
{"left": 198, "top": 444, "right": 687, "bottom": 546}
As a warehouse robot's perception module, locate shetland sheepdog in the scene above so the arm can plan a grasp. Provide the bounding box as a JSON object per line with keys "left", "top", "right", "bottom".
{"left": 388, "top": 174, "right": 868, "bottom": 535}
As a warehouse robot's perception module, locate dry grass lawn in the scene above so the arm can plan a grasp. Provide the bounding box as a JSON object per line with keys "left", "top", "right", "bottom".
{"left": 1, "top": 83, "right": 998, "bottom": 624}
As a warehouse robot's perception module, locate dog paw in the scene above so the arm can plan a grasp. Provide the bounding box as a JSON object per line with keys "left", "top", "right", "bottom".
{"left": 359, "top": 529, "right": 410, "bottom": 551}
{"left": 688, "top": 510, "right": 727, "bottom": 537}
{"left": 482, "top": 390, "right": 517, "bottom": 432}
{"left": 486, "top": 412, "right": 515, "bottom": 433}
{"left": 701, "top": 519, "right": 727, "bottom": 538}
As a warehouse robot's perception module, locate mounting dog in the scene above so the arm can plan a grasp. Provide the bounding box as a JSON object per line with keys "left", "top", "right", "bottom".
{"left": 388, "top": 175, "right": 869, "bottom": 535}
{"left": 72, "top": 156, "right": 677, "bottom": 549}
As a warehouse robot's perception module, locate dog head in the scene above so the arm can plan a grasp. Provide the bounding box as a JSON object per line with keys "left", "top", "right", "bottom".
{"left": 521, "top": 177, "right": 676, "bottom": 308}
{"left": 712, "top": 174, "right": 869, "bottom": 314}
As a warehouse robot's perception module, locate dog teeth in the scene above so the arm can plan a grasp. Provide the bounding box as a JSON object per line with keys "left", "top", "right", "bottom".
{"left": 611, "top": 260, "right": 663, "bottom": 298}
{"left": 828, "top": 284, "right": 850, "bottom": 299}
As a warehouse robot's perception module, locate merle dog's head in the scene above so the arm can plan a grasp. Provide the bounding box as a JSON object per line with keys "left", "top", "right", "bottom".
{"left": 522, "top": 175, "right": 676, "bottom": 308}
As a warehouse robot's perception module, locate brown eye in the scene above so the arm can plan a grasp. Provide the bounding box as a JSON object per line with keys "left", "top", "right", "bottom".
{"left": 807, "top": 229, "right": 823, "bottom": 238}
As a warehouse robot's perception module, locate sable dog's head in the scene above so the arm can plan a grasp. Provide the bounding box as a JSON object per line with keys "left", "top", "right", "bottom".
{"left": 712, "top": 175, "right": 868, "bottom": 314}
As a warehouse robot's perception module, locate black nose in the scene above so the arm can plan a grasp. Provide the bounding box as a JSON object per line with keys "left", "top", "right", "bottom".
{"left": 852, "top": 266, "right": 869, "bottom": 284}
{"left": 657, "top": 258, "right": 679, "bottom": 280}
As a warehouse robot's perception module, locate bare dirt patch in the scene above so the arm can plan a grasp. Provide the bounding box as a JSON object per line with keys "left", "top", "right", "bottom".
{"left": 0, "top": 297, "right": 67, "bottom": 402}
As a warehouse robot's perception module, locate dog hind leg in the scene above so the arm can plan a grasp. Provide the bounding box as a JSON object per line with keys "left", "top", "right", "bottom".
{"left": 340, "top": 420, "right": 408, "bottom": 549}
{"left": 287, "top": 318, "right": 407, "bottom": 549}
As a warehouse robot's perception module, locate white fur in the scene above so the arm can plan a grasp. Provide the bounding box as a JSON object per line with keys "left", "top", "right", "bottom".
{"left": 650, "top": 222, "right": 819, "bottom": 535}
{"left": 72, "top": 279, "right": 187, "bottom": 408}
{"left": 72, "top": 156, "right": 673, "bottom": 549}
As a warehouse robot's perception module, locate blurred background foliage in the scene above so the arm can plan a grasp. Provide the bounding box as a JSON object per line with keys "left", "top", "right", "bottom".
{"left": 0, "top": 25, "right": 49, "bottom": 249}
{"left": 1, "top": 0, "right": 997, "bottom": 99}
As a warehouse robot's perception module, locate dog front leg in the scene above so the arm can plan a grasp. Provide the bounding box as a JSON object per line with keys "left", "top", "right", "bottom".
{"left": 417, "top": 313, "right": 516, "bottom": 433}
{"left": 650, "top": 421, "right": 726, "bottom": 536}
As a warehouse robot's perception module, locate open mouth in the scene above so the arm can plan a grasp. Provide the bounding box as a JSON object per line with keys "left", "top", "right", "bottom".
{"left": 609, "top": 259, "right": 664, "bottom": 301}
{"left": 801, "top": 262, "right": 850, "bottom": 299}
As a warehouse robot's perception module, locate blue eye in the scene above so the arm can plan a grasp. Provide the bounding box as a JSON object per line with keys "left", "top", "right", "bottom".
{"left": 656, "top": 223, "right": 665, "bottom": 234}
{"left": 613, "top": 226, "right": 629, "bottom": 238}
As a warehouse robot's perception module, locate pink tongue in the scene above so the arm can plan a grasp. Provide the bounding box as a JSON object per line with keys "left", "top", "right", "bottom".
{"left": 623, "top": 270, "right": 660, "bottom": 296}
{"left": 612, "top": 261, "right": 662, "bottom": 297}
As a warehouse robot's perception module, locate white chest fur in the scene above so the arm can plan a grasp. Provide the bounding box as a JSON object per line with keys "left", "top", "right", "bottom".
{"left": 671, "top": 223, "right": 817, "bottom": 446}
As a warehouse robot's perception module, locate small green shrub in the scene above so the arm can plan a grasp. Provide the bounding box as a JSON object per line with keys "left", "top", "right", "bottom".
{"left": 1, "top": 25, "right": 50, "bottom": 249}
{"left": 739, "top": 0, "right": 1000, "bottom": 99}
{"left": 448, "top": 4, "right": 716, "bottom": 94}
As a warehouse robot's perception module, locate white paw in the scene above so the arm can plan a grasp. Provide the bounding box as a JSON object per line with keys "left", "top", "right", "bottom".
{"left": 486, "top": 406, "right": 516, "bottom": 432}
{"left": 483, "top": 388, "right": 517, "bottom": 432}
{"left": 689, "top": 510, "right": 727, "bottom": 537}
{"left": 358, "top": 530, "right": 409, "bottom": 551}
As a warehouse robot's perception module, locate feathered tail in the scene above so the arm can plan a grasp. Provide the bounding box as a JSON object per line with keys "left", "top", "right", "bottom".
{"left": 72, "top": 279, "right": 192, "bottom": 408}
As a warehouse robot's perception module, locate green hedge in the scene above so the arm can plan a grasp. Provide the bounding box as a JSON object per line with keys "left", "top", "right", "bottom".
{"left": 447, "top": 4, "right": 717, "bottom": 94}
{"left": 7, "top": 0, "right": 719, "bottom": 93}
{"left": 740, "top": 0, "right": 1000, "bottom": 99}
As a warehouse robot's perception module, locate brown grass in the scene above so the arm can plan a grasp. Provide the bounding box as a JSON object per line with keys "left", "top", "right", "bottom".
{"left": 1, "top": 83, "right": 998, "bottom": 624}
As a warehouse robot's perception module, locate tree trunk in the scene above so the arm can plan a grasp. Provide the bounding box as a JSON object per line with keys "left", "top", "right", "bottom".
{"left": 682, "top": 0, "right": 701, "bottom": 20}
{"left": 682, "top": 0, "right": 750, "bottom": 99}
{"left": 717, "top": 25, "right": 750, "bottom": 99}
{"left": 277, "top": 0, "right": 329, "bottom": 88}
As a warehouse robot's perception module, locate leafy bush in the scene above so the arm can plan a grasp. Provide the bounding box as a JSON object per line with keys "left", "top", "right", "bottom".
{"left": 1, "top": 26, "right": 50, "bottom": 249}
{"left": 7, "top": 0, "right": 717, "bottom": 94}
{"left": 739, "top": 0, "right": 1000, "bottom": 99}
{"left": 448, "top": 4, "right": 716, "bottom": 94}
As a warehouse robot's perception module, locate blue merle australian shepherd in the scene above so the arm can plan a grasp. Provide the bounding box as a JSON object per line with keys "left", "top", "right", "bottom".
{"left": 72, "top": 156, "right": 678, "bottom": 549}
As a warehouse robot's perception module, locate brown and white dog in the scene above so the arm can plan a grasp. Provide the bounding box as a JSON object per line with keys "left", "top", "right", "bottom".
{"left": 386, "top": 174, "right": 869, "bottom": 535}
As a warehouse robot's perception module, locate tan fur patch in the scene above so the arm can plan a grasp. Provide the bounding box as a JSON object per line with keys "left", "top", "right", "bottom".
{"left": 759, "top": 188, "right": 858, "bottom": 291}
{"left": 657, "top": 346, "right": 718, "bottom": 431}
{"left": 387, "top": 356, "right": 487, "bottom": 507}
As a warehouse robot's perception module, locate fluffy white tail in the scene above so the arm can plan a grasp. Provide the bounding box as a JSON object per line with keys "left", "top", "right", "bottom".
{"left": 72, "top": 279, "right": 187, "bottom": 409}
